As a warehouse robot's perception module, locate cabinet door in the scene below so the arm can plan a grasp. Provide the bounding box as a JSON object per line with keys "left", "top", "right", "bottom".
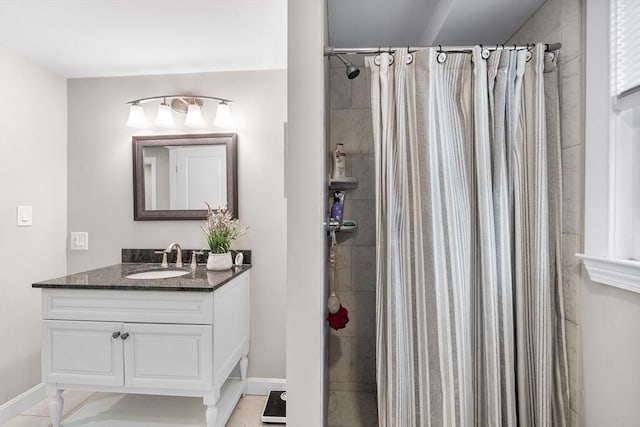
{"left": 123, "top": 323, "right": 212, "bottom": 391}
{"left": 42, "top": 320, "right": 124, "bottom": 386}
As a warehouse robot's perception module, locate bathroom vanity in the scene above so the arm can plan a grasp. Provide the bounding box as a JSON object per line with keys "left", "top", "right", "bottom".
{"left": 32, "top": 263, "right": 251, "bottom": 427}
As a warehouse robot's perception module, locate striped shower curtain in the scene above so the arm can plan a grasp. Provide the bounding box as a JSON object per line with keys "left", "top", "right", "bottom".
{"left": 367, "top": 45, "right": 569, "bottom": 427}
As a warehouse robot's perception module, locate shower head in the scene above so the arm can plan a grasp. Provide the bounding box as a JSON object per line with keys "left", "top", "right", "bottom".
{"left": 335, "top": 54, "right": 360, "bottom": 79}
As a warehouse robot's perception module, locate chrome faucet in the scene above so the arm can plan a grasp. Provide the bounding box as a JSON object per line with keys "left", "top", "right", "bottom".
{"left": 164, "top": 242, "right": 183, "bottom": 268}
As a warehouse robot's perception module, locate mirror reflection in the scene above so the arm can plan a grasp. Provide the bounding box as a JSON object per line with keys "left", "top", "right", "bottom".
{"left": 142, "top": 144, "right": 227, "bottom": 210}
{"left": 133, "top": 133, "right": 237, "bottom": 220}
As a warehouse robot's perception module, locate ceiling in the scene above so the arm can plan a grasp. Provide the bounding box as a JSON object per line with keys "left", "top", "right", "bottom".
{"left": 0, "top": 0, "right": 546, "bottom": 79}
{"left": 327, "top": 0, "right": 546, "bottom": 48}
{"left": 0, "top": 0, "right": 287, "bottom": 78}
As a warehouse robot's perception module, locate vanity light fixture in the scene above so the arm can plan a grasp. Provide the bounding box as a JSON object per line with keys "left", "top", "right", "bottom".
{"left": 214, "top": 101, "right": 234, "bottom": 129}
{"left": 154, "top": 98, "right": 174, "bottom": 128}
{"left": 184, "top": 101, "right": 204, "bottom": 128}
{"left": 125, "top": 95, "right": 234, "bottom": 129}
{"left": 126, "top": 102, "right": 147, "bottom": 128}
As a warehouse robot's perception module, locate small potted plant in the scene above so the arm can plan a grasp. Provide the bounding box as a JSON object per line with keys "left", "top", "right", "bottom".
{"left": 202, "top": 204, "right": 247, "bottom": 270}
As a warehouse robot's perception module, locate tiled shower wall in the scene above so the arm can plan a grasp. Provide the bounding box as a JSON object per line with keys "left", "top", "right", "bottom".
{"left": 509, "top": 0, "right": 584, "bottom": 425}
{"left": 327, "top": 63, "right": 379, "bottom": 427}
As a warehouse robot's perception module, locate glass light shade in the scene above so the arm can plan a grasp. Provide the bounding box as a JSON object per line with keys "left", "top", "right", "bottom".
{"left": 214, "top": 102, "right": 234, "bottom": 128}
{"left": 154, "top": 103, "right": 174, "bottom": 128}
{"left": 184, "top": 103, "right": 204, "bottom": 128}
{"left": 126, "top": 104, "right": 147, "bottom": 128}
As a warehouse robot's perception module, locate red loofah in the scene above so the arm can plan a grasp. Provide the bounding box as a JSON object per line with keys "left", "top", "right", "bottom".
{"left": 327, "top": 304, "right": 349, "bottom": 330}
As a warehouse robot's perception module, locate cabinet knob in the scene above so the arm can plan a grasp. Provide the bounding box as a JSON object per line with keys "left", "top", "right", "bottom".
{"left": 120, "top": 333, "right": 130, "bottom": 340}
{"left": 112, "top": 331, "right": 121, "bottom": 339}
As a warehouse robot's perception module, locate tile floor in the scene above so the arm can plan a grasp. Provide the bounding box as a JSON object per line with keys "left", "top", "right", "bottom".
{"left": 3, "top": 391, "right": 274, "bottom": 427}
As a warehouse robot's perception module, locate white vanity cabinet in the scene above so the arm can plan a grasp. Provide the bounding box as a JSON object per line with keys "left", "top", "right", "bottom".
{"left": 39, "top": 269, "right": 250, "bottom": 427}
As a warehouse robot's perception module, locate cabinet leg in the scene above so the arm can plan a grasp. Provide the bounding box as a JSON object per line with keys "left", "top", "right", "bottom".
{"left": 205, "top": 403, "right": 218, "bottom": 427}
{"left": 240, "top": 354, "right": 249, "bottom": 396}
{"left": 48, "top": 389, "right": 64, "bottom": 427}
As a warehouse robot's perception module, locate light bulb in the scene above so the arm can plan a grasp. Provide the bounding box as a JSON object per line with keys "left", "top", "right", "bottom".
{"left": 184, "top": 103, "right": 204, "bottom": 128}
{"left": 154, "top": 102, "right": 174, "bottom": 128}
{"left": 126, "top": 103, "right": 147, "bottom": 128}
{"left": 214, "top": 101, "right": 234, "bottom": 128}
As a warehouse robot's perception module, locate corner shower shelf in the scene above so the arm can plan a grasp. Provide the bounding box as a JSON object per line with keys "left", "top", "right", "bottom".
{"left": 339, "top": 220, "right": 358, "bottom": 233}
{"left": 329, "top": 177, "right": 358, "bottom": 190}
{"left": 329, "top": 177, "right": 358, "bottom": 234}
{"left": 328, "top": 219, "right": 358, "bottom": 234}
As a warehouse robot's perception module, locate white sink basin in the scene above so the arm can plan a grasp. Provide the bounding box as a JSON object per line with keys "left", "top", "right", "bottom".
{"left": 126, "top": 270, "right": 190, "bottom": 280}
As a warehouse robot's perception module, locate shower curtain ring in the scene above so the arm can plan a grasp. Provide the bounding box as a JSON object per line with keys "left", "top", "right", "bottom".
{"left": 436, "top": 45, "right": 446, "bottom": 63}
{"left": 406, "top": 46, "right": 414, "bottom": 64}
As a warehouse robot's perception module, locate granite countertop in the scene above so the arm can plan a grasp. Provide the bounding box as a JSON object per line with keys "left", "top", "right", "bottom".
{"left": 32, "top": 263, "right": 251, "bottom": 292}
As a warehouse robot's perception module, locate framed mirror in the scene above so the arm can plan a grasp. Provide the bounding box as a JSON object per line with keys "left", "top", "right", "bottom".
{"left": 132, "top": 133, "right": 237, "bottom": 220}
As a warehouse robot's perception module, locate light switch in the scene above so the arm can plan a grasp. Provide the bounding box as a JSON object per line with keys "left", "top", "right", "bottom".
{"left": 70, "top": 232, "right": 89, "bottom": 251}
{"left": 17, "top": 205, "right": 32, "bottom": 227}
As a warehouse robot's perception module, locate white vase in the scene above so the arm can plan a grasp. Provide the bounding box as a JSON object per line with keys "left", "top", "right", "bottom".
{"left": 207, "top": 252, "right": 233, "bottom": 271}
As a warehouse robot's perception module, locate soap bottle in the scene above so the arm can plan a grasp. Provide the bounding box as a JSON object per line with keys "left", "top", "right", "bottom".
{"left": 332, "top": 143, "right": 346, "bottom": 180}
{"left": 330, "top": 191, "right": 345, "bottom": 227}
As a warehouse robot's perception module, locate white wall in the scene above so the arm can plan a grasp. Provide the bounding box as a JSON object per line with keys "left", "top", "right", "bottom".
{"left": 0, "top": 46, "right": 67, "bottom": 405}
{"left": 582, "top": 279, "right": 640, "bottom": 426}
{"left": 67, "top": 70, "right": 287, "bottom": 379}
{"left": 287, "top": 0, "right": 327, "bottom": 425}
{"left": 582, "top": 0, "right": 640, "bottom": 425}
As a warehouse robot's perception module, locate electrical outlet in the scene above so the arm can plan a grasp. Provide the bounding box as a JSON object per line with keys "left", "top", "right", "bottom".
{"left": 70, "top": 232, "right": 89, "bottom": 251}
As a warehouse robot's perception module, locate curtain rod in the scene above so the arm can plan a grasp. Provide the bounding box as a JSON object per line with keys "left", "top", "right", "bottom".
{"left": 325, "top": 43, "right": 561, "bottom": 56}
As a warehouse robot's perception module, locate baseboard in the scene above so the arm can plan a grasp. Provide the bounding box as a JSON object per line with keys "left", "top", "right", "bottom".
{"left": 246, "top": 377, "right": 286, "bottom": 396}
{"left": 0, "top": 383, "right": 45, "bottom": 425}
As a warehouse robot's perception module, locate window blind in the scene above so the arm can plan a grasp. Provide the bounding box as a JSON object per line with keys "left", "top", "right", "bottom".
{"left": 615, "top": 0, "right": 640, "bottom": 96}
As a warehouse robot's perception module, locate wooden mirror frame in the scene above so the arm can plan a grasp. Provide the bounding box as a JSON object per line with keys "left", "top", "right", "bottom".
{"left": 132, "top": 133, "right": 238, "bottom": 221}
